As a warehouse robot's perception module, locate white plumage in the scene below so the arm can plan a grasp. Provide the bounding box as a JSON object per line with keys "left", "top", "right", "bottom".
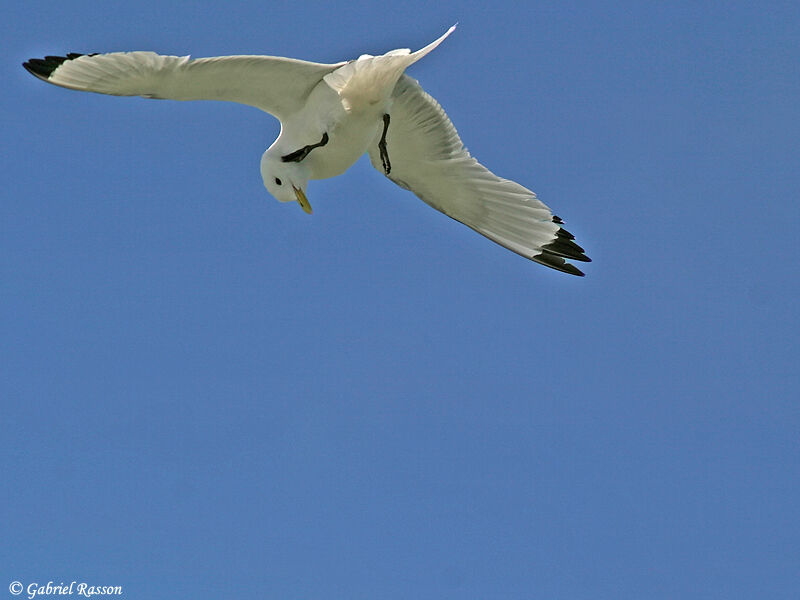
{"left": 23, "top": 26, "right": 590, "bottom": 275}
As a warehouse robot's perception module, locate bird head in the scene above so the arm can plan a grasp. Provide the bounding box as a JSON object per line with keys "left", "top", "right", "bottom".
{"left": 260, "top": 153, "right": 312, "bottom": 214}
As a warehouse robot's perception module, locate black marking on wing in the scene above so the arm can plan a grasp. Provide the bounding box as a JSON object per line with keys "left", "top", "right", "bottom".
{"left": 22, "top": 53, "right": 97, "bottom": 80}
{"left": 532, "top": 219, "right": 591, "bottom": 276}
{"left": 532, "top": 253, "right": 586, "bottom": 276}
{"left": 530, "top": 215, "right": 591, "bottom": 276}
{"left": 541, "top": 229, "right": 590, "bottom": 262}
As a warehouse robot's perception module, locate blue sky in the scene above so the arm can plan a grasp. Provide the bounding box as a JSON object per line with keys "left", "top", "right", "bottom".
{"left": 2, "top": 1, "right": 798, "bottom": 598}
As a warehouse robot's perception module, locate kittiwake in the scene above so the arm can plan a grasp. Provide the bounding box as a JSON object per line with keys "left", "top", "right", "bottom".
{"left": 23, "top": 26, "right": 590, "bottom": 275}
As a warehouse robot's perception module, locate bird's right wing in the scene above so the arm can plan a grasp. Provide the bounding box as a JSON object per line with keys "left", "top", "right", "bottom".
{"left": 23, "top": 52, "right": 345, "bottom": 120}
{"left": 368, "top": 75, "right": 590, "bottom": 275}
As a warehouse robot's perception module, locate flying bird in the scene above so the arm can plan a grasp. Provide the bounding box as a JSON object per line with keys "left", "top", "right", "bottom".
{"left": 23, "top": 26, "right": 590, "bottom": 275}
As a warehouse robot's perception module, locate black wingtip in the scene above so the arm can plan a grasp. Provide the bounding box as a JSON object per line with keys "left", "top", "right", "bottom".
{"left": 532, "top": 253, "right": 585, "bottom": 276}
{"left": 531, "top": 217, "right": 591, "bottom": 276}
{"left": 540, "top": 229, "right": 591, "bottom": 263}
{"left": 22, "top": 53, "right": 91, "bottom": 80}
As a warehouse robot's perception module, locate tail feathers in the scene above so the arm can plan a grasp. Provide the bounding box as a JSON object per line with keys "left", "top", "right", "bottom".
{"left": 324, "top": 25, "right": 456, "bottom": 111}
{"left": 408, "top": 24, "right": 456, "bottom": 65}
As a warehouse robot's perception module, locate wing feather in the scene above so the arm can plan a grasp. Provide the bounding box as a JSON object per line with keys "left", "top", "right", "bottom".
{"left": 368, "top": 75, "right": 590, "bottom": 275}
{"left": 23, "top": 52, "right": 344, "bottom": 119}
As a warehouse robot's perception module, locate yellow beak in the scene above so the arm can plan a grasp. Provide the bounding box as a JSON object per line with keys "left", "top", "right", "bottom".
{"left": 293, "top": 186, "right": 312, "bottom": 214}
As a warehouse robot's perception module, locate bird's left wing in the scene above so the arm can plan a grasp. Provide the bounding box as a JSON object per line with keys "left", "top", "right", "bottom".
{"left": 368, "top": 75, "right": 590, "bottom": 275}
{"left": 23, "top": 52, "right": 345, "bottom": 120}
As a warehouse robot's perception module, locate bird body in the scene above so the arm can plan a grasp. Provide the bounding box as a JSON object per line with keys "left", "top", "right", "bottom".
{"left": 23, "top": 26, "right": 591, "bottom": 275}
{"left": 271, "top": 83, "right": 378, "bottom": 181}
{"left": 262, "top": 27, "right": 455, "bottom": 193}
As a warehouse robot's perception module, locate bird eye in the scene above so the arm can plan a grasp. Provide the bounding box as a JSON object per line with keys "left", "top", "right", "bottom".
{"left": 274, "top": 177, "right": 282, "bottom": 186}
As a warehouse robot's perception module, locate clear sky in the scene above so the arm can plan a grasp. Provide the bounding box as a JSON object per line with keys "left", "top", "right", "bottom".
{"left": 2, "top": 1, "right": 798, "bottom": 598}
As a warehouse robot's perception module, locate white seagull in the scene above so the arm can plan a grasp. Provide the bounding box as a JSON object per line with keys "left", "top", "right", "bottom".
{"left": 23, "top": 26, "right": 590, "bottom": 275}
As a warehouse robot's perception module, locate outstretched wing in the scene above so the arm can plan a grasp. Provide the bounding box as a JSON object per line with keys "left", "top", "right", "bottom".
{"left": 368, "top": 75, "right": 590, "bottom": 275}
{"left": 23, "top": 52, "right": 345, "bottom": 120}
